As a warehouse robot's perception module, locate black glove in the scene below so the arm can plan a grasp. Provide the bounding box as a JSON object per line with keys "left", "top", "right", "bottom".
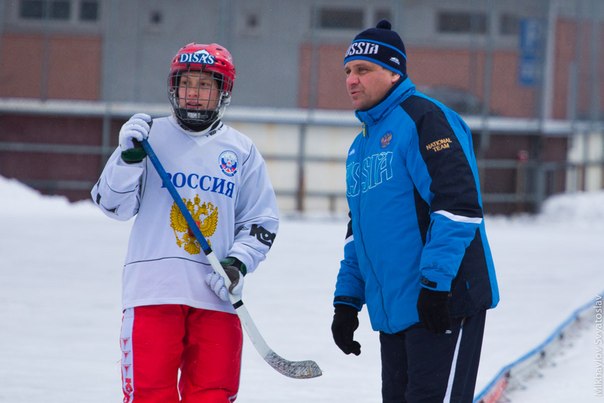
{"left": 417, "top": 287, "right": 452, "bottom": 334}
{"left": 331, "top": 304, "right": 361, "bottom": 356}
{"left": 119, "top": 113, "right": 151, "bottom": 164}
{"left": 206, "top": 257, "right": 247, "bottom": 301}
{"left": 221, "top": 257, "right": 247, "bottom": 292}
{"left": 121, "top": 141, "right": 147, "bottom": 164}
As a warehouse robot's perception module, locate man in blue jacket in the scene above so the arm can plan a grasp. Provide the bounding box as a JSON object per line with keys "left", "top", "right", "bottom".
{"left": 331, "top": 20, "right": 500, "bottom": 403}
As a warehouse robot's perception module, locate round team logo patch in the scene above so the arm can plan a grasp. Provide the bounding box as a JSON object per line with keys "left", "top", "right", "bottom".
{"left": 380, "top": 132, "right": 393, "bottom": 148}
{"left": 219, "top": 150, "right": 238, "bottom": 177}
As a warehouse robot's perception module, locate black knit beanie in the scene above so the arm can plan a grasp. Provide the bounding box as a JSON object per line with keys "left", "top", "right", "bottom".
{"left": 344, "top": 20, "right": 406, "bottom": 76}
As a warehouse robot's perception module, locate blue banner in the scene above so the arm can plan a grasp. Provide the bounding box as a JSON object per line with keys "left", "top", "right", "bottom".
{"left": 518, "top": 18, "right": 543, "bottom": 87}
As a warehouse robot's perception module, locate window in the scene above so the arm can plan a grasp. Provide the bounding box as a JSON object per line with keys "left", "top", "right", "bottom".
{"left": 50, "top": 1, "right": 70, "bottom": 20}
{"left": 500, "top": 14, "right": 520, "bottom": 36}
{"left": 20, "top": 0, "right": 71, "bottom": 20}
{"left": 374, "top": 8, "right": 392, "bottom": 25}
{"left": 238, "top": 10, "right": 262, "bottom": 37}
{"left": 245, "top": 13, "right": 259, "bottom": 30}
{"left": 437, "top": 11, "right": 487, "bottom": 34}
{"left": 20, "top": 0, "right": 45, "bottom": 18}
{"left": 316, "top": 7, "right": 364, "bottom": 30}
{"left": 79, "top": 0, "right": 99, "bottom": 22}
{"left": 19, "top": 0, "right": 99, "bottom": 23}
{"left": 149, "top": 10, "right": 162, "bottom": 26}
{"left": 312, "top": 6, "right": 393, "bottom": 32}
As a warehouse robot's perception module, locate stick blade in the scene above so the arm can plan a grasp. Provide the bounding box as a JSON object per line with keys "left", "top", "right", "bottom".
{"left": 264, "top": 351, "right": 322, "bottom": 379}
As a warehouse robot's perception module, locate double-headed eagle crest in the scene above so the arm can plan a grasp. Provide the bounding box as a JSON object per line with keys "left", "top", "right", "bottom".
{"left": 170, "top": 194, "right": 218, "bottom": 255}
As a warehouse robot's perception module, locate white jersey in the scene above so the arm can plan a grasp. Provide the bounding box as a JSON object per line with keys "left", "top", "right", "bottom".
{"left": 91, "top": 116, "right": 279, "bottom": 313}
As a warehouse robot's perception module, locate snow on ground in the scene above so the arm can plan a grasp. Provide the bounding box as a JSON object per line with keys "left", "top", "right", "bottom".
{"left": 503, "top": 313, "right": 602, "bottom": 402}
{"left": 0, "top": 176, "right": 603, "bottom": 402}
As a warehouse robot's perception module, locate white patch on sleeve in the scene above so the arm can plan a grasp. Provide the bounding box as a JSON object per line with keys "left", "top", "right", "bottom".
{"left": 434, "top": 210, "right": 483, "bottom": 224}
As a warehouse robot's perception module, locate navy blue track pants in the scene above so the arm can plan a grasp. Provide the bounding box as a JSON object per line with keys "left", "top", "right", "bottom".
{"left": 380, "top": 310, "right": 486, "bottom": 403}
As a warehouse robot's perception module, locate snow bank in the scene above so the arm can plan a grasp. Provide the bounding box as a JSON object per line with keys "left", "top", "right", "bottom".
{"left": 0, "top": 176, "right": 96, "bottom": 217}
{"left": 3, "top": 175, "right": 604, "bottom": 223}
{"left": 539, "top": 190, "right": 604, "bottom": 224}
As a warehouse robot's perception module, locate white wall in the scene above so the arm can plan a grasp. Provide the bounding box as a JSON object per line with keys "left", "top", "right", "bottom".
{"left": 567, "top": 131, "right": 604, "bottom": 191}
{"left": 228, "top": 120, "right": 358, "bottom": 214}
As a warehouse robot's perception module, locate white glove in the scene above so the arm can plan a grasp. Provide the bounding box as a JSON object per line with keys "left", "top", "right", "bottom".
{"left": 119, "top": 113, "right": 152, "bottom": 151}
{"left": 206, "top": 258, "right": 245, "bottom": 302}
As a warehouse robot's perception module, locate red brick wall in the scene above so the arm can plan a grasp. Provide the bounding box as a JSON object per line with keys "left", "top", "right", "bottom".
{"left": 298, "top": 19, "right": 604, "bottom": 120}
{"left": 299, "top": 43, "right": 539, "bottom": 117}
{"left": 298, "top": 43, "right": 351, "bottom": 110}
{"left": 0, "top": 114, "right": 123, "bottom": 201}
{"left": 555, "top": 19, "right": 604, "bottom": 120}
{"left": 0, "top": 33, "right": 102, "bottom": 100}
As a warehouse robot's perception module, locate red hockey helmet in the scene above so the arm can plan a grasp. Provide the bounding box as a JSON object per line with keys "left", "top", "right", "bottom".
{"left": 169, "top": 43, "right": 235, "bottom": 92}
{"left": 167, "top": 43, "right": 236, "bottom": 131}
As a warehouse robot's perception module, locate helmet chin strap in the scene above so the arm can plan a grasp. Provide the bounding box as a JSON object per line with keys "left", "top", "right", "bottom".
{"left": 174, "top": 110, "right": 223, "bottom": 134}
{"left": 175, "top": 109, "right": 214, "bottom": 132}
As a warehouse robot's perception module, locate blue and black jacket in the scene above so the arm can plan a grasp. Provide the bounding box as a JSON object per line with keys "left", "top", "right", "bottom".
{"left": 334, "top": 76, "right": 500, "bottom": 334}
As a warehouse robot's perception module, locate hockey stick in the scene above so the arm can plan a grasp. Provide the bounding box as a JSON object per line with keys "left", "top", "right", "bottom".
{"left": 140, "top": 138, "right": 322, "bottom": 379}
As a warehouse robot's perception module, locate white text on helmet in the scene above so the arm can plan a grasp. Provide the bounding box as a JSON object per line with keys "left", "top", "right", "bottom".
{"left": 179, "top": 50, "right": 216, "bottom": 65}
{"left": 345, "top": 42, "right": 380, "bottom": 58}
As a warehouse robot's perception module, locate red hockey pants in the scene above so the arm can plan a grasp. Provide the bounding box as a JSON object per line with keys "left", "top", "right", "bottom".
{"left": 120, "top": 305, "right": 242, "bottom": 403}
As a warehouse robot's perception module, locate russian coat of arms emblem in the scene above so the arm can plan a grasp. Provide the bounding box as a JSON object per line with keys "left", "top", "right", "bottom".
{"left": 170, "top": 194, "right": 218, "bottom": 254}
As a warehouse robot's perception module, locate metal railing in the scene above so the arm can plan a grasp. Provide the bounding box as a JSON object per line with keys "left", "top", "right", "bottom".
{"left": 1, "top": 98, "right": 603, "bottom": 214}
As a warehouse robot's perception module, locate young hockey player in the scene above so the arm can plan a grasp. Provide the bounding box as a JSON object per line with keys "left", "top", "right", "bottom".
{"left": 91, "top": 42, "right": 279, "bottom": 403}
